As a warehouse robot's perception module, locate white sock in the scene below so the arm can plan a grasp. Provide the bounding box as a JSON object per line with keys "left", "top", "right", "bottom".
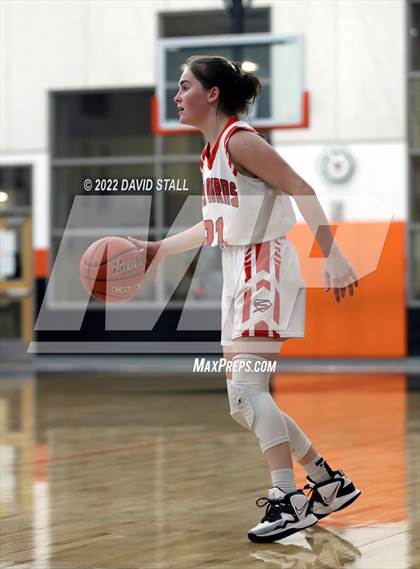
{"left": 302, "top": 453, "right": 331, "bottom": 483}
{"left": 271, "top": 468, "right": 297, "bottom": 495}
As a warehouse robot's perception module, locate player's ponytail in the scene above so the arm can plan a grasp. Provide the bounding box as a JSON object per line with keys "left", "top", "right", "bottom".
{"left": 186, "top": 55, "right": 261, "bottom": 117}
{"left": 239, "top": 72, "right": 261, "bottom": 105}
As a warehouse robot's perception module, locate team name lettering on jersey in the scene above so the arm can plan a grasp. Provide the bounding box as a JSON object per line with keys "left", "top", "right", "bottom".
{"left": 202, "top": 177, "right": 239, "bottom": 208}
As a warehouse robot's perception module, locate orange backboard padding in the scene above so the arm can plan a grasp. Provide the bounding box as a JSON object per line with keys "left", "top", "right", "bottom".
{"left": 272, "top": 373, "right": 406, "bottom": 526}
{"left": 151, "top": 92, "right": 310, "bottom": 135}
{"left": 282, "top": 221, "right": 406, "bottom": 357}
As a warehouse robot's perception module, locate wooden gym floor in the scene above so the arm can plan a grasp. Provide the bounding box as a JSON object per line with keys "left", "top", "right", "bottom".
{"left": 1, "top": 370, "right": 419, "bottom": 569}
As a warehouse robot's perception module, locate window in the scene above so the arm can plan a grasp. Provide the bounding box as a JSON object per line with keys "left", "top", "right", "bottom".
{"left": 408, "top": 1, "right": 420, "bottom": 304}
{"left": 0, "top": 166, "right": 31, "bottom": 212}
{"left": 51, "top": 89, "right": 159, "bottom": 308}
{"left": 409, "top": 76, "right": 420, "bottom": 148}
{"left": 52, "top": 91, "right": 154, "bottom": 157}
{"left": 409, "top": 0, "right": 420, "bottom": 71}
{"left": 412, "top": 157, "right": 420, "bottom": 222}
{"left": 51, "top": 163, "right": 156, "bottom": 231}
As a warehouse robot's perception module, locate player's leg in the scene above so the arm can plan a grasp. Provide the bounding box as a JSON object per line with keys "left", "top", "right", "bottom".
{"left": 228, "top": 336, "right": 318, "bottom": 542}
{"left": 224, "top": 338, "right": 293, "bottom": 472}
{"left": 224, "top": 344, "right": 318, "bottom": 468}
{"left": 231, "top": 337, "right": 361, "bottom": 522}
{"left": 222, "top": 239, "right": 358, "bottom": 537}
{"left": 230, "top": 336, "right": 302, "bottom": 474}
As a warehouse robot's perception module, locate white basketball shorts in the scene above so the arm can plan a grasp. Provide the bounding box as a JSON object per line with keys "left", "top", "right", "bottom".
{"left": 221, "top": 237, "right": 306, "bottom": 347}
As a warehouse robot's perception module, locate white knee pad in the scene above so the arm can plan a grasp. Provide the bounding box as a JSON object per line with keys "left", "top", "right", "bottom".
{"left": 227, "top": 380, "right": 255, "bottom": 430}
{"left": 227, "top": 354, "right": 290, "bottom": 452}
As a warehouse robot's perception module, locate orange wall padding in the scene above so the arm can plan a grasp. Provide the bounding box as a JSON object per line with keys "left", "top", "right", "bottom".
{"left": 35, "top": 249, "right": 49, "bottom": 279}
{"left": 282, "top": 221, "right": 406, "bottom": 357}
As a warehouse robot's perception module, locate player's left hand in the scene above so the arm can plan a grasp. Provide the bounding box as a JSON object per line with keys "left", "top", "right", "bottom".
{"left": 323, "top": 249, "right": 359, "bottom": 303}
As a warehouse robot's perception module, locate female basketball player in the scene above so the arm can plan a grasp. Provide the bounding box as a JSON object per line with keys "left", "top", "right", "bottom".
{"left": 128, "top": 55, "right": 361, "bottom": 543}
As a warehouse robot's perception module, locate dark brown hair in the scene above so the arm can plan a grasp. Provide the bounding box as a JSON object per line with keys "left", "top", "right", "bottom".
{"left": 186, "top": 55, "right": 261, "bottom": 117}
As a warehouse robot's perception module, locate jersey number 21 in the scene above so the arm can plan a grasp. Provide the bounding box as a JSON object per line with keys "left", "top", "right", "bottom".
{"left": 204, "top": 217, "right": 224, "bottom": 246}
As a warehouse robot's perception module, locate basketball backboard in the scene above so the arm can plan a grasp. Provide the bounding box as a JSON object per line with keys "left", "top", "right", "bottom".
{"left": 153, "top": 33, "right": 309, "bottom": 134}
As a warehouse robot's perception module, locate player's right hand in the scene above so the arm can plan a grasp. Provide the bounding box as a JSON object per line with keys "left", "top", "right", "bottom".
{"left": 126, "top": 237, "right": 164, "bottom": 277}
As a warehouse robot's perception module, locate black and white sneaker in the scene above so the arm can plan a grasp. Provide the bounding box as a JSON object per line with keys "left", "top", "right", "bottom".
{"left": 248, "top": 487, "right": 318, "bottom": 543}
{"left": 304, "top": 464, "right": 361, "bottom": 520}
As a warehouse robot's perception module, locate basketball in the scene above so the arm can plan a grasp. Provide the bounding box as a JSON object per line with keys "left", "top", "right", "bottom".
{"left": 79, "top": 236, "right": 145, "bottom": 304}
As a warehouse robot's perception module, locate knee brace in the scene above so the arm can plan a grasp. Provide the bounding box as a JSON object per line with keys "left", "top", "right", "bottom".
{"left": 227, "top": 354, "right": 290, "bottom": 452}
{"left": 227, "top": 379, "right": 255, "bottom": 430}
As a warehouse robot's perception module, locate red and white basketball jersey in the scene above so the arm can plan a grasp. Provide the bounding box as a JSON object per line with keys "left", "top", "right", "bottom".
{"left": 200, "top": 117, "right": 296, "bottom": 247}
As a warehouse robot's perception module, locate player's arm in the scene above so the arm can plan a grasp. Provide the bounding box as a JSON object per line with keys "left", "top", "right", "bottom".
{"left": 156, "top": 220, "right": 205, "bottom": 256}
{"left": 227, "top": 131, "right": 338, "bottom": 256}
{"left": 227, "top": 131, "right": 358, "bottom": 302}
{"left": 127, "top": 220, "right": 205, "bottom": 270}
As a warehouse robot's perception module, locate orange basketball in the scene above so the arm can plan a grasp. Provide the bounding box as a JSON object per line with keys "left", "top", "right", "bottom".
{"left": 80, "top": 236, "right": 145, "bottom": 304}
